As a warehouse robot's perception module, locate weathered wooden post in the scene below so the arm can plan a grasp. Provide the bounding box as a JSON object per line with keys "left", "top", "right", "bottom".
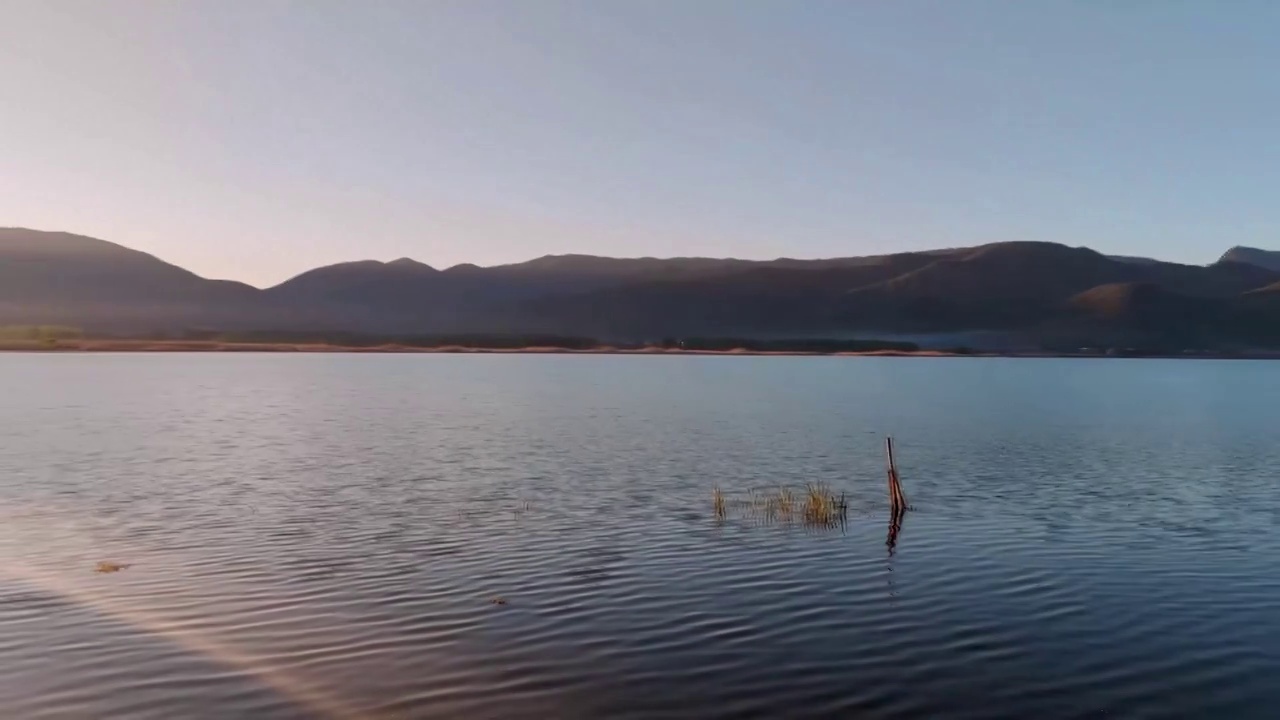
{"left": 885, "top": 437, "right": 909, "bottom": 512}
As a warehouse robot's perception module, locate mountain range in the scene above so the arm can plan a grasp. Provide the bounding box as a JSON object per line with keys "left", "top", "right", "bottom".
{"left": 3, "top": 227, "right": 1280, "bottom": 351}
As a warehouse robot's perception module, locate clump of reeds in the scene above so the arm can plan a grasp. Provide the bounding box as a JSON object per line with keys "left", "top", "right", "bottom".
{"left": 716, "top": 483, "right": 847, "bottom": 527}
{"left": 776, "top": 486, "right": 794, "bottom": 516}
{"left": 802, "top": 483, "right": 847, "bottom": 526}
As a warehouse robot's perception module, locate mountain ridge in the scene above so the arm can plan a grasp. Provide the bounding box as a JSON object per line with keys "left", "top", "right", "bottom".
{"left": 1220, "top": 246, "right": 1280, "bottom": 272}
{"left": 4, "top": 227, "right": 1280, "bottom": 350}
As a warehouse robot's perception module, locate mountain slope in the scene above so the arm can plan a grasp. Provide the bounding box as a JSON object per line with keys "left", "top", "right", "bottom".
{"left": 528, "top": 242, "right": 1144, "bottom": 336}
{"left": 1065, "top": 282, "right": 1225, "bottom": 332}
{"left": 1220, "top": 246, "right": 1280, "bottom": 272}
{"left": 0, "top": 228, "right": 261, "bottom": 330}
{"left": 515, "top": 250, "right": 947, "bottom": 337}
{"left": 1060, "top": 280, "right": 1280, "bottom": 349}
{"left": 521, "top": 241, "right": 1280, "bottom": 342}
{"left": 263, "top": 258, "right": 450, "bottom": 332}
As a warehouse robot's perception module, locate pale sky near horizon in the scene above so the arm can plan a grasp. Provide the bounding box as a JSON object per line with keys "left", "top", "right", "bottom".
{"left": 3, "top": 1, "right": 1279, "bottom": 287}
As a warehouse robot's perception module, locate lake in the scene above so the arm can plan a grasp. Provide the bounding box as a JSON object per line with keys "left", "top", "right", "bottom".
{"left": 1, "top": 354, "right": 1278, "bottom": 719}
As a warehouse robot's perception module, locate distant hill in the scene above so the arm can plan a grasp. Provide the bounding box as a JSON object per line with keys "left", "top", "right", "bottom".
{"left": 1220, "top": 246, "right": 1280, "bottom": 272}
{"left": 520, "top": 241, "right": 1280, "bottom": 342}
{"left": 4, "top": 227, "right": 1280, "bottom": 350}
{"left": 0, "top": 228, "right": 261, "bottom": 331}
{"left": 262, "top": 258, "right": 447, "bottom": 333}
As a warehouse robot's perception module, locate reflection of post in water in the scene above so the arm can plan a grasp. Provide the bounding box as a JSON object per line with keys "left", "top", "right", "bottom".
{"left": 884, "top": 506, "right": 906, "bottom": 600}
{"left": 886, "top": 506, "right": 906, "bottom": 555}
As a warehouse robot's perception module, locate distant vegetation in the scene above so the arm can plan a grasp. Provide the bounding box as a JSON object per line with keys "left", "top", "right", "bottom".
{"left": 0, "top": 325, "right": 83, "bottom": 346}
{"left": 113, "top": 331, "right": 917, "bottom": 353}
{"left": 0, "top": 325, "right": 921, "bottom": 354}
{"left": 658, "top": 337, "right": 919, "bottom": 353}
{"left": 171, "top": 330, "right": 602, "bottom": 350}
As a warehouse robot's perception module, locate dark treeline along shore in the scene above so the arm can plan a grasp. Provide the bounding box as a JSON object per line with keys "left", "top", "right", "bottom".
{"left": 173, "top": 330, "right": 924, "bottom": 353}
{"left": 0, "top": 326, "right": 923, "bottom": 354}
{"left": 5, "top": 227, "right": 1280, "bottom": 354}
{"left": 185, "top": 332, "right": 922, "bottom": 353}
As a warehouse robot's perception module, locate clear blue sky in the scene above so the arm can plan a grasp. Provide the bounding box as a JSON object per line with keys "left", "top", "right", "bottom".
{"left": 2, "top": 1, "right": 1278, "bottom": 287}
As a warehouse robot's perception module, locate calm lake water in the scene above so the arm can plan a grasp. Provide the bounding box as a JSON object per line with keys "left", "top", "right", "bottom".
{"left": 1, "top": 354, "right": 1278, "bottom": 719}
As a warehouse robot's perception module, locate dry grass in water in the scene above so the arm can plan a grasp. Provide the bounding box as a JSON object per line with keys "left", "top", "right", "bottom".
{"left": 715, "top": 483, "right": 847, "bottom": 527}
{"left": 94, "top": 561, "right": 131, "bottom": 574}
{"left": 801, "top": 483, "right": 847, "bottom": 526}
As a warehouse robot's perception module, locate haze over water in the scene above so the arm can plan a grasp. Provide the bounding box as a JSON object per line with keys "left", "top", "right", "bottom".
{"left": 2, "top": 354, "right": 1278, "bottom": 719}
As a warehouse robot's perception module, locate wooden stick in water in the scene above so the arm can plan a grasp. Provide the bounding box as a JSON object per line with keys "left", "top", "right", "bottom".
{"left": 885, "top": 436, "right": 909, "bottom": 512}
{"left": 885, "top": 436, "right": 898, "bottom": 510}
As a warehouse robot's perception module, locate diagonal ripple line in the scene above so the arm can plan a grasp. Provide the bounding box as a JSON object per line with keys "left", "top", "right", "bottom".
{"left": 0, "top": 560, "right": 367, "bottom": 720}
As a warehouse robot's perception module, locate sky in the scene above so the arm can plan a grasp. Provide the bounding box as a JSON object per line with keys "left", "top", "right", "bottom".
{"left": 2, "top": 1, "right": 1279, "bottom": 287}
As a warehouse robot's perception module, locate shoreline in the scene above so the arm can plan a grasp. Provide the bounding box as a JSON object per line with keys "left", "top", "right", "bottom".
{"left": 1, "top": 339, "right": 1277, "bottom": 359}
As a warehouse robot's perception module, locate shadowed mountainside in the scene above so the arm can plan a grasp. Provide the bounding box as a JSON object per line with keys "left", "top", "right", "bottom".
{"left": 0, "top": 228, "right": 266, "bottom": 331}
{"left": 3, "top": 227, "right": 1280, "bottom": 350}
{"left": 522, "top": 242, "right": 1280, "bottom": 345}
{"left": 1221, "top": 246, "right": 1280, "bottom": 272}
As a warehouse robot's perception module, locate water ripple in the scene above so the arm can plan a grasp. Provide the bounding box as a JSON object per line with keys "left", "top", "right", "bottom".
{"left": 2, "top": 355, "right": 1280, "bottom": 718}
